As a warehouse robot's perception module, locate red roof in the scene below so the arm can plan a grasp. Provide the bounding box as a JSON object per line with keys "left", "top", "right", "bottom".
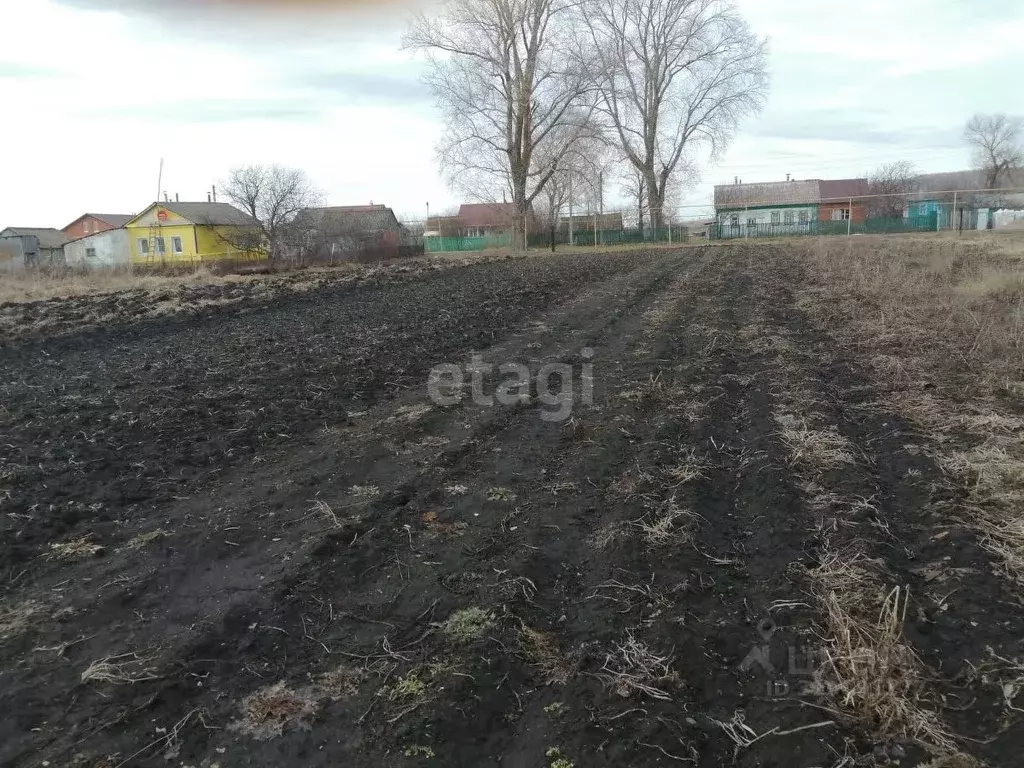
{"left": 458, "top": 203, "right": 518, "bottom": 229}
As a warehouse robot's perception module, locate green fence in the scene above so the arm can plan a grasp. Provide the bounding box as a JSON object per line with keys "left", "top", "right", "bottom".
{"left": 426, "top": 227, "right": 690, "bottom": 252}
{"left": 711, "top": 213, "right": 938, "bottom": 240}
{"left": 424, "top": 234, "right": 511, "bottom": 253}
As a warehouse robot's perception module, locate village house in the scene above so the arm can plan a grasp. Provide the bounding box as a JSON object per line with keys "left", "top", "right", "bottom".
{"left": 124, "top": 202, "right": 261, "bottom": 265}
{"left": 62, "top": 213, "right": 133, "bottom": 241}
{"left": 713, "top": 177, "right": 869, "bottom": 237}
{"left": 64, "top": 227, "right": 131, "bottom": 268}
{"left": 292, "top": 204, "right": 412, "bottom": 260}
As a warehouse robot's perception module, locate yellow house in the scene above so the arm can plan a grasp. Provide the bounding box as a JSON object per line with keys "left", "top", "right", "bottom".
{"left": 125, "top": 202, "right": 264, "bottom": 265}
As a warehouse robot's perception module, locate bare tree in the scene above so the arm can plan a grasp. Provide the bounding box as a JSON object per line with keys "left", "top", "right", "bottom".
{"left": 621, "top": 166, "right": 647, "bottom": 232}
{"left": 581, "top": 0, "right": 768, "bottom": 229}
{"left": 220, "top": 165, "right": 322, "bottom": 264}
{"left": 404, "top": 0, "right": 595, "bottom": 251}
{"left": 867, "top": 160, "right": 918, "bottom": 219}
{"left": 964, "top": 114, "right": 1024, "bottom": 190}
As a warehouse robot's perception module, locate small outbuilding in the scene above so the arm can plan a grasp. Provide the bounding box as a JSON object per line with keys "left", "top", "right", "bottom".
{"left": 0, "top": 227, "right": 68, "bottom": 271}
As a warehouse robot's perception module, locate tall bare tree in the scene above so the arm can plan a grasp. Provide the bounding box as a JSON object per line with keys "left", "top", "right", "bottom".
{"left": 581, "top": 0, "right": 768, "bottom": 229}
{"left": 220, "top": 165, "right": 321, "bottom": 264}
{"left": 964, "top": 114, "right": 1023, "bottom": 190}
{"left": 404, "top": 0, "right": 595, "bottom": 250}
{"left": 621, "top": 166, "right": 647, "bottom": 232}
{"left": 867, "top": 160, "right": 918, "bottom": 219}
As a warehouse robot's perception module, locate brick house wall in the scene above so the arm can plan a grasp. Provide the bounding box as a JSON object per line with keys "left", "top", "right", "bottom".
{"left": 818, "top": 202, "right": 867, "bottom": 223}
{"left": 63, "top": 215, "right": 117, "bottom": 241}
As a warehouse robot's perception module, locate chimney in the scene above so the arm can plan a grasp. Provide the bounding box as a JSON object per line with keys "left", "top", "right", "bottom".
{"left": 734, "top": 176, "right": 738, "bottom": 185}
{"left": 786, "top": 173, "right": 791, "bottom": 182}
{"left": 212, "top": 185, "right": 217, "bottom": 203}
{"left": 163, "top": 191, "right": 169, "bottom": 202}
{"left": 207, "top": 192, "right": 212, "bottom": 203}
{"left": 175, "top": 192, "right": 180, "bottom": 202}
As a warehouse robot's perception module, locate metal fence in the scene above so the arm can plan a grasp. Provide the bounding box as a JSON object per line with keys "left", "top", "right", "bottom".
{"left": 421, "top": 221, "right": 689, "bottom": 252}
{"left": 710, "top": 213, "right": 938, "bottom": 240}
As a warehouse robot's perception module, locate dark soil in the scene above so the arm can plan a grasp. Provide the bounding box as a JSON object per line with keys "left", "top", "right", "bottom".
{"left": 1, "top": 246, "right": 1019, "bottom": 767}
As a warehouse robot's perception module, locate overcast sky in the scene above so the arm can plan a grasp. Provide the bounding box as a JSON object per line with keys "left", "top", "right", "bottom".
{"left": 1, "top": 0, "right": 1021, "bottom": 227}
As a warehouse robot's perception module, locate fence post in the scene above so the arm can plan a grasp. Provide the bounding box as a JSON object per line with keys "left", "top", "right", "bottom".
{"left": 847, "top": 197, "right": 852, "bottom": 237}
{"left": 745, "top": 205, "right": 749, "bottom": 239}
{"left": 668, "top": 219, "right": 672, "bottom": 244}
{"left": 951, "top": 191, "right": 958, "bottom": 233}
{"left": 594, "top": 214, "right": 598, "bottom": 247}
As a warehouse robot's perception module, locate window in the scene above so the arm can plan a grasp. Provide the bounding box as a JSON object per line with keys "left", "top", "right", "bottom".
{"left": 831, "top": 208, "right": 850, "bottom": 221}
{"left": 729, "top": 214, "right": 739, "bottom": 227}
{"left": 784, "top": 211, "right": 795, "bottom": 225}
{"left": 798, "top": 210, "right": 810, "bottom": 224}
{"left": 171, "top": 236, "right": 183, "bottom": 254}
{"left": 85, "top": 247, "right": 97, "bottom": 259}
{"left": 155, "top": 237, "right": 166, "bottom": 254}
{"left": 747, "top": 217, "right": 757, "bottom": 228}
{"left": 137, "top": 238, "right": 149, "bottom": 256}
{"left": 771, "top": 212, "right": 780, "bottom": 225}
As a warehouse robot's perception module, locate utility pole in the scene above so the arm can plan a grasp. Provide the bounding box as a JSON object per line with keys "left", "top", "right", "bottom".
{"left": 568, "top": 173, "right": 574, "bottom": 246}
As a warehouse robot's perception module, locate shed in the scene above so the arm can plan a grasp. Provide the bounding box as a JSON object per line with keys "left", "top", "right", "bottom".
{"left": 0, "top": 227, "right": 68, "bottom": 271}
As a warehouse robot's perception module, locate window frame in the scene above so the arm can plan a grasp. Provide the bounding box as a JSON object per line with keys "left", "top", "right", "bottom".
{"left": 137, "top": 238, "right": 149, "bottom": 256}
{"left": 171, "top": 236, "right": 183, "bottom": 255}
{"left": 85, "top": 247, "right": 97, "bottom": 259}
{"left": 770, "top": 211, "right": 781, "bottom": 225}
{"left": 155, "top": 237, "right": 166, "bottom": 255}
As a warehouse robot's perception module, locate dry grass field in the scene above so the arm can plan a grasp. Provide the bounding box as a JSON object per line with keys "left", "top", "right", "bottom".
{"left": 1, "top": 236, "right": 1022, "bottom": 767}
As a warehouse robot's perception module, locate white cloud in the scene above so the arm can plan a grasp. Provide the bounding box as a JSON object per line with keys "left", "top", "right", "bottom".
{"left": 1, "top": 0, "right": 1021, "bottom": 226}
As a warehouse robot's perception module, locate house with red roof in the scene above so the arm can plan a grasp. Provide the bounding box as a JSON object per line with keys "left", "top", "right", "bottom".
{"left": 456, "top": 203, "right": 535, "bottom": 237}
{"left": 713, "top": 177, "right": 869, "bottom": 236}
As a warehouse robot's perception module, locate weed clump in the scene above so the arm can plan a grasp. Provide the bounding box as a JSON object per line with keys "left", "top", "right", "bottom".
{"left": 441, "top": 607, "right": 496, "bottom": 642}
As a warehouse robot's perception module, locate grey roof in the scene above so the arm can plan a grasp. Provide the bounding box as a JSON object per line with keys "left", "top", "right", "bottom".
{"left": 819, "top": 178, "right": 870, "bottom": 201}
{"left": 155, "top": 202, "right": 258, "bottom": 226}
{"left": 91, "top": 213, "right": 134, "bottom": 228}
{"left": 0, "top": 227, "right": 68, "bottom": 248}
{"left": 714, "top": 180, "right": 821, "bottom": 209}
{"left": 294, "top": 205, "right": 400, "bottom": 233}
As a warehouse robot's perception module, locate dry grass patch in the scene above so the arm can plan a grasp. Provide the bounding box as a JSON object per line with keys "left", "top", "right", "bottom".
{"left": 807, "top": 546, "right": 956, "bottom": 753}
{"left": 597, "top": 630, "right": 678, "bottom": 701}
{"left": 46, "top": 535, "right": 104, "bottom": 561}
{"left": 81, "top": 652, "right": 160, "bottom": 685}
{"left": 317, "top": 665, "right": 369, "bottom": 700}
{"left": 815, "top": 585, "right": 956, "bottom": 752}
{"left": 587, "top": 520, "right": 629, "bottom": 551}
{"left": 232, "top": 681, "right": 320, "bottom": 740}
{"left": 0, "top": 599, "right": 42, "bottom": 641}
{"left": 775, "top": 413, "right": 856, "bottom": 468}
{"left": 124, "top": 529, "right": 168, "bottom": 549}
{"left": 518, "top": 625, "right": 577, "bottom": 685}
{"left": 630, "top": 496, "right": 696, "bottom": 547}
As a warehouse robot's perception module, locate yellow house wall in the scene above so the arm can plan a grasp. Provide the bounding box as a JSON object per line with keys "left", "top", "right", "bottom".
{"left": 126, "top": 205, "right": 265, "bottom": 264}
{"left": 195, "top": 225, "right": 265, "bottom": 261}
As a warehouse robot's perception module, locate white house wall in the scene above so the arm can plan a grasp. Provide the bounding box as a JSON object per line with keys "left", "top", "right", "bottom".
{"left": 64, "top": 229, "right": 130, "bottom": 268}
{"left": 716, "top": 206, "right": 818, "bottom": 238}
